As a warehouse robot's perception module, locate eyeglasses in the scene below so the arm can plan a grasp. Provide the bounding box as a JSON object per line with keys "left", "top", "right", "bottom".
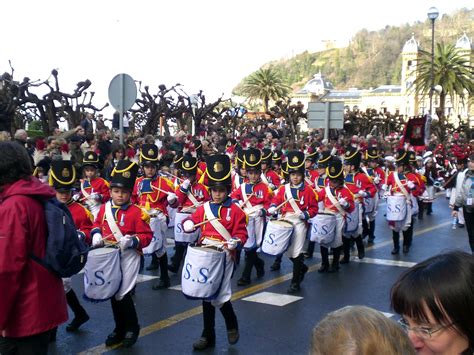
{"left": 398, "top": 318, "right": 453, "bottom": 339}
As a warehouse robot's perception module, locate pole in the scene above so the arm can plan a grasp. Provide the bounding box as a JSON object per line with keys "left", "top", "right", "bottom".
{"left": 429, "top": 19, "right": 435, "bottom": 115}
{"left": 119, "top": 74, "right": 124, "bottom": 145}
{"left": 324, "top": 102, "right": 330, "bottom": 140}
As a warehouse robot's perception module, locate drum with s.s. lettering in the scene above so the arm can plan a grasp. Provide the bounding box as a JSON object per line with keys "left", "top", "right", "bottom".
{"left": 310, "top": 213, "right": 336, "bottom": 245}
{"left": 344, "top": 203, "right": 360, "bottom": 234}
{"left": 261, "top": 219, "right": 294, "bottom": 256}
{"left": 181, "top": 246, "right": 226, "bottom": 300}
{"left": 386, "top": 195, "right": 407, "bottom": 221}
{"left": 175, "top": 212, "right": 200, "bottom": 243}
{"left": 142, "top": 215, "right": 164, "bottom": 255}
{"left": 83, "top": 247, "right": 122, "bottom": 302}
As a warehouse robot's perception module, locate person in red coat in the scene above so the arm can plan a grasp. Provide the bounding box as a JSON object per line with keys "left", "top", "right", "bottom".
{"left": 50, "top": 160, "right": 92, "bottom": 333}
{"left": 183, "top": 154, "right": 247, "bottom": 351}
{"left": 90, "top": 160, "right": 152, "bottom": 348}
{"left": 261, "top": 148, "right": 281, "bottom": 190}
{"left": 0, "top": 141, "right": 67, "bottom": 355}
{"left": 268, "top": 151, "right": 319, "bottom": 293}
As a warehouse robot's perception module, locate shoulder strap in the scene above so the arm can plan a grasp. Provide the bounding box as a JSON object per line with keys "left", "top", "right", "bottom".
{"left": 285, "top": 183, "right": 303, "bottom": 215}
{"left": 240, "top": 183, "right": 253, "bottom": 209}
{"left": 187, "top": 187, "right": 200, "bottom": 207}
{"left": 394, "top": 173, "right": 410, "bottom": 200}
{"left": 105, "top": 201, "right": 124, "bottom": 241}
{"left": 260, "top": 173, "right": 269, "bottom": 185}
{"left": 325, "top": 186, "right": 346, "bottom": 216}
{"left": 203, "top": 202, "right": 232, "bottom": 241}
{"left": 80, "top": 180, "right": 91, "bottom": 198}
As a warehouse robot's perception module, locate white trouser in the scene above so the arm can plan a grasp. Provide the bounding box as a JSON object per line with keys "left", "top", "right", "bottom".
{"left": 115, "top": 249, "right": 141, "bottom": 300}
{"left": 284, "top": 214, "right": 308, "bottom": 258}
{"left": 210, "top": 251, "right": 234, "bottom": 308}
{"left": 244, "top": 215, "right": 265, "bottom": 249}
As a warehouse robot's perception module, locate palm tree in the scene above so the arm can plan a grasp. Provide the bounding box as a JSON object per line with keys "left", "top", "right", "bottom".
{"left": 414, "top": 43, "right": 474, "bottom": 119}
{"left": 240, "top": 67, "right": 291, "bottom": 112}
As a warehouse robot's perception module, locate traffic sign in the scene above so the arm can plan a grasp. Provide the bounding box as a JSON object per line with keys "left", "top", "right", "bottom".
{"left": 108, "top": 73, "right": 137, "bottom": 112}
{"left": 307, "top": 102, "right": 344, "bottom": 139}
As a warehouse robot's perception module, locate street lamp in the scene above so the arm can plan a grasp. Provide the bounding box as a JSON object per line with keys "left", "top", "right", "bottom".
{"left": 427, "top": 6, "right": 439, "bottom": 115}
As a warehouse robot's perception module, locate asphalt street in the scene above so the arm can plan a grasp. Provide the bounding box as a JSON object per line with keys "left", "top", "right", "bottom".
{"left": 50, "top": 194, "right": 472, "bottom": 355}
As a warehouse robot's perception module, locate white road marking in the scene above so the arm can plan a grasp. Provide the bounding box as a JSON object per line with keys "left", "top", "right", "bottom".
{"left": 136, "top": 274, "right": 159, "bottom": 283}
{"left": 242, "top": 291, "right": 303, "bottom": 306}
{"left": 169, "top": 284, "right": 183, "bottom": 291}
{"left": 353, "top": 257, "right": 416, "bottom": 268}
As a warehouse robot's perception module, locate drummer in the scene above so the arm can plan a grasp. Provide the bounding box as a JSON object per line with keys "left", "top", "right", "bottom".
{"left": 182, "top": 154, "right": 248, "bottom": 350}
{"left": 79, "top": 151, "right": 110, "bottom": 218}
{"left": 362, "top": 147, "right": 385, "bottom": 244}
{"left": 316, "top": 157, "right": 355, "bottom": 273}
{"left": 271, "top": 149, "right": 284, "bottom": 181}
{"left": 340, "top": 147, "right": 376, "bottom": 264}
{"left": 230, "top": 148, "right": 273, "bottom": 286}
{"left": 261, "top": 148, "right": 281, "bottom": 190}
{"left": 168, "top": 154, "right": 210, "bottom": 273}
{"left": 304, "top": 151, "right": 331, "bottom": 259}
{"left": 90, "top": 160, "right": 153, "bottom": 348}
{"left": 132, "top": 144, "right": 178, "bottom": 289}
{"left": 231, "top": 147, "right": 247, "bottom": 191}
{"left": 268, "top": 151, "right": 318, "bottom": 293}
{"left": 50, "top": 159, "right": 91, "bottom": 332}
{"left": 304, "top": 147, "right": 319, "bottom": 188}
{"left": 385, "top": 149, "right": 421, "bottom": 255}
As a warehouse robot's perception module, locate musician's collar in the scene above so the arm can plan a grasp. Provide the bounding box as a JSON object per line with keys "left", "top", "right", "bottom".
{"left": 291, "top": 182, "right": 304, "bottom": 190}
{"left": 211, "top": 196, "right": 232, "bottom": 207}
{"left": 112, "top": 201, "right": 132, "bottom": 210}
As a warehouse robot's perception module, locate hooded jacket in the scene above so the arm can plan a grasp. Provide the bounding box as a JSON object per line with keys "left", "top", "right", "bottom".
{"left": 0, "top": 177, "right": 67, "bottom": 337}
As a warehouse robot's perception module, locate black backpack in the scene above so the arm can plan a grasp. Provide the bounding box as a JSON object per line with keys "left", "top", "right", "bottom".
{"left": 31, "top": 198, "right": 89, "bottom": 278}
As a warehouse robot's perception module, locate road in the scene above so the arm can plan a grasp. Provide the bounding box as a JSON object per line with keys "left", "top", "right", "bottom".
{"left": 50, "top": 194, "right": 471, "bottom": 354}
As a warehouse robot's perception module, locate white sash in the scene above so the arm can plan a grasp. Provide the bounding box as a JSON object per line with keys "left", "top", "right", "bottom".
{"left": 105, "top": 201, "right": 124, "bottom": 241}
{"left": 394, "top": 173, "right": 411, "bottom": 202}
{"left": 80, "top": 180, "right": 91, "bottom": 198}
{"left": 240, "top": 183, "right": 253, "bottom": 210}
{"left": 325, "top": 186, "right": 346, "bottom": 216}
{"left": 285, "top": 184, "right": 303, "bottom": 215}
{"left": 203, "top": 202, "right": 232, "bottom": 241}
{"left": 260, "top": 173, "right": 270, "bottom": 185}
{"left": 187, "top": 188, "right": 200, "bottom": 207}
{"left": 233, "top": 174, "right": 241, "bottom": 189}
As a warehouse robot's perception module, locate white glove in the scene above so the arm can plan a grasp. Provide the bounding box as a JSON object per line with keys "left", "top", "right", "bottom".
{"left": 358, "top": 190, "right": 367, "bottom": 198}
{"left": 373, "top": 176, "right": 381, "bottom": 185}
{"left": 183, "top": 220, "right": 195, "bottom": 232}
{"left": 299, "top": 212, "right": 308, "bottom": 221}
{"left": 269, "top": 183, "right": 276, "bottom": 190}
{"left": 381, "top": 184, "right": 388, "bottom": 191}
{"left": 268, "top": 206, "right": 277, "bottom": 215}
{"left": 338, "top": 198, "right": 349, "bottom": 208}
{"left": 92, "top": 233, "right": 104, "bottom": 248}
{"left": 120, "top": 235, "right": 134, "bottom": 250}
{"left": 227, "top": 238, "right": 240, "bottom": 250}
{"left": 181, "top": 179, "right": 191, "bottom": 190}
{"left": 91, "top": 193, "right": 102, "bottom": 201}
{"left": 407, "top": 181, "right": 415, "bottom": 190}
{"left": 72, "top": 194, "right": 81, "bottom": 202}
{"left": 167, "top": 192, "right": 177, "bottom": 204}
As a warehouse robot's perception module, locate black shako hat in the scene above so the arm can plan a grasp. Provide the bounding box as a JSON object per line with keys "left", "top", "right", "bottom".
{"left": 317, "top": 151, "right": 331, "bottom": 168}
{"left": 206, "top": 154, "right": 232, "bottom": 189}
{"left": 82, "top": 151, "right": 100, "bottom": 169}
{"left": 366, "top": 147, "right": 380, "bottom": 160}
{"left": 110, "top": 160, "right": 139, "bottom": 190}
{"left": 244, "top": 148, "right": 262, "bottom": 171}
{"left": 261, "top": 148, "right": 272, "bottom": 165}
{"left": 286, "top": 151, "right": 305, "bottom": 175}
{"left": 344, "top": 146, "right": 362, "bottom": 168}
{"left": 140, "top": 144, "right": 159, "bottom": 166}
{"left": 327, "top": 157, "right": 344, "bottom": 180}
{"left": 396, "top": 149, "right": 410, "bottom": 166}
{"left": 181, "top": 154, "right": 198, "bottom": 177}
{"left": 50, "top": 160, "right": 76, "bottom": 192}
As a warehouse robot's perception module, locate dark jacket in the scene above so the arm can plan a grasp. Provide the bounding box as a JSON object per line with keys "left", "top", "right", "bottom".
{"left": 0, "top": 178, "right": 68, "bottom": 337}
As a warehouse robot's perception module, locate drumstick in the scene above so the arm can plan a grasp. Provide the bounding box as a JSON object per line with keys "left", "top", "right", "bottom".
{"left": 163, "top": 171, "right": 185, "bottom": 182}
{"left": 275, "top": 197, "right": 293, "bottom": 212}
{"left": 194, "top": 217, "right": 219, "bottom": 228}
{"left": 240, "top": 193, "right": 255, "bottom": 207}
{"left": 181, "top": 204, "right": 202, "bottom": 213}
{"left": 151, "top": 185, "right": 173, "bottom": 195}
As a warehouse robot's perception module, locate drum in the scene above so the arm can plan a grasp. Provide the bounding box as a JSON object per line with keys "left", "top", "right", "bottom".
{"left": 364, "top": 196, "right": 377, "bottom": 215}
{"left": 261, "top": 219, "right": 294, "bottom": 256}
{"left": 309, "top": 213, "right": 336, "bottom": 245}
{"left": 167, "top": 206, "right": 176, "bottom": 227}
{"left": 181, "top": 246, "right": 226, "bottom": 300}
{"left": 175, "top": 212, "right": 200, "bottom": 243}
{"left": 143, "top": 216, "right": 164, "bottom": 255}
{"left": 344, "top": 203, "right": 360, "bottom": 234}
{"left": 83, "top": 247, "right": 122, "bottom": 302}
{"left": 386, "top": 195, "right": 407, "bottom": 222}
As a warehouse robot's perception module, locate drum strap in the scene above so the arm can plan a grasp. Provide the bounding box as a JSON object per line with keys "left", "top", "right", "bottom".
{"left": 240, "top": 183, "right": 253, "bottom": 210}
{"left": 260, "top": 173, "right": 270, "bottom": 185}
{"left": 285, "top": 184, "right": 303, "bottom": 215}
{"left": 203, "top": 202, "right": 232, "bottom": 241}
{"left": 81, "top": 180, "right": 91, "bottom": 199}
{"left": 325, "top": 186, "right": 346, "bottom": 216}
{"left": 234, "top": 174, "right": 241, "bottom": 189}
{"left": 187, "top": 188, "right": 200, "bottom": 207}
{"left": 105, "top": 201, "right": 124, "bottom": 241}
{"left": 394, "top": 173, "right": 410, "bottom": 201}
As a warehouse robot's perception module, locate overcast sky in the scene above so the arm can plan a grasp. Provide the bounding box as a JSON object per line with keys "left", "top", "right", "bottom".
{"left": 1, "top": 0, "right": 472, "bottom": 117}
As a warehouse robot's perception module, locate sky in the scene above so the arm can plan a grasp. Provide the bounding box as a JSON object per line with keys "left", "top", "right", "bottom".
{"left": 1, "top": 0, "right": 472, "bottom": 118}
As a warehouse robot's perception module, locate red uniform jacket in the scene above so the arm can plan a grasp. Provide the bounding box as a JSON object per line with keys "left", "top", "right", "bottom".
{"left": 365, "top": 167, "right": 386, "bottom": 189}
{"left": 80, "top": 177, "right": 110, "bottom": 203}
{"left": 387, "top": 172, "right": 422, "bottom": 197}
{"left": 68, "top": 200, "right": 94, "bottom": 245}
{"left": 91, "top": 202, "right": 153, "bottom": 251}
{"left": 344, "top": 172, "right": 377, "bottom": 203}
{"left": 188, "top": 197, "right": 248, "bottom": 245}
{"left": 317, "top": 185, "right": 355, "bottom": 214}
{"left": 230, "top": 181, "right": 274, "bottom": 212}
{"left": 0, "top": 178, "right": 67, "bottom": 337}
{"left": 176, "top": 181, "right": 210, "bottom": 212}
{"left": 231, "top": 171, "right": 247, "bottom": 191}
{"left": 262, "top": 169, "right": 281, "bottom": 189}
{"left": 271, "top": 183, "right": 319, "bottom": 220}
{"left": 304, "top": 169, "right": 319, "bottom": 188}
{"left": 132, "top": 176, "right": 177, "bottom": 215}
{"left": 313, "top": 173, "right": 329, "bottom": 192}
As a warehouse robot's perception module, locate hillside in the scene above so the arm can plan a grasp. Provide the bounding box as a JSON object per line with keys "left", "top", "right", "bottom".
{"left": 233, "top": 8, "right": 474, "bottom": 94}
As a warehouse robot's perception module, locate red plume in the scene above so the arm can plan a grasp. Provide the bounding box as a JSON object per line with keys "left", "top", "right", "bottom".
{"left": 60, "top": 143, "right": 69, "bottom": 153}
{"left": 36, "top": 138, "right": 46, "bottom": 151}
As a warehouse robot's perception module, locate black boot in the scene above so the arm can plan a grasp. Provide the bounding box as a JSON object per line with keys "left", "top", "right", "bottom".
{"left": 220, "top": 301, "right": 239, "bottom": 345}
{"left": 328, "top": 247, "right": 341, "bottom": 273}
{"left": 146, "top": 253, "right": 160, "bottom": 271}
{"left": 367, "top": 220, "right": 376, "bottom": 244}
{"left": 120, "top": 293, "right": 140, "bottom": 348}
{"left": 255, "top": 256, "right": 265, "bottom": 278}
{"left": 193, "top": 301, "right": 216, "bottom": 350}
{"left": 355, "top": 236, "right": 365, "bottom": 259}
{"left": 304, "top": 241, "right": 315, "bottom": 258}
{"left": 270, "top": 254, "right": 282, "bottom": 271}
{"left": 391, "top": 232, "right": 400, "bottom": 255}
{"left": 238, "top": 250, "right": 255, "bottom": 286}
{"left": 426, "top": 202, "right": 433, "bottom": 215}
{"left": 403, "top": 223, "right": 413, "bottom": 254}
{"left": 107, "top": 297, "right": 126, "bottom": 346}
{"left": 340, "top": 238, "right": 351, "bottom": 264}
{"left": 362, "top": 218, "right": 369, "bottom": 239}
{"left": 168, "top": 243, "right": 186, "bottom": 273}
{"left": 287, "top": 256, "right": 303, "bottom": 293}
{"left": 152, "top": 253, "right": 171, "bottom": 290}
{"left": 65, "top": 290, "right": 90, "bottom": 332}
{"left": 318, "top": 246, "right": 329, "bottom": 273}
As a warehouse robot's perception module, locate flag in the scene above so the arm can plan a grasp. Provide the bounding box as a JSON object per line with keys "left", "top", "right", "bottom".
{"left": 402, "top": 115, "right": 427, "bottom": 147}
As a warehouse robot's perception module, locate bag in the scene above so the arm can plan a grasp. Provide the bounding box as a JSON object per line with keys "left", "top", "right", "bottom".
{"left": 30, "top": 198, "right": 89, "bottom": 278}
